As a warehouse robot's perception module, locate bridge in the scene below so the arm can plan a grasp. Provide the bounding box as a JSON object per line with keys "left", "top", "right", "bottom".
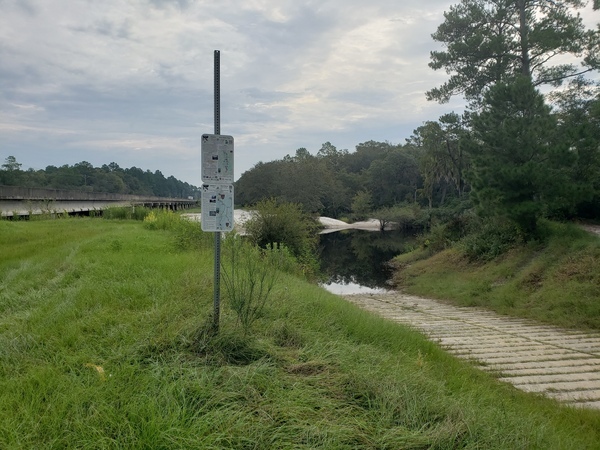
{"left": 0, "top": 185, "right": 198, "bottom": 218}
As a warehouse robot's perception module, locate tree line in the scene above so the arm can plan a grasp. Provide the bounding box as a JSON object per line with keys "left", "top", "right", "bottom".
{"left": 0, "top": 158, "right": 200, "bottom": 199}
{"left": 236, "top": 0, "right": 600, "bottom": 237}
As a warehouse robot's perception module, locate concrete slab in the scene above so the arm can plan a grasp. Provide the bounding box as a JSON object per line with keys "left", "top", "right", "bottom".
{"left": 343, "top": 292, "right": 600, "bottom": 409}
{"left": 500, "top": 372, "right": 600, "bottom": 385}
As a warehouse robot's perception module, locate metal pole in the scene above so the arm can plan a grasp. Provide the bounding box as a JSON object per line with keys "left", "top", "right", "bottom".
{"left": 213, "top": 50, "right": 221, "bottom": 333}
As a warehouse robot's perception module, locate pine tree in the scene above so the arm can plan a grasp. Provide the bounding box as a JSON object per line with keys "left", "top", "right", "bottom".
{"left": 468, "top": 77, "right": 574, "bottom": 236}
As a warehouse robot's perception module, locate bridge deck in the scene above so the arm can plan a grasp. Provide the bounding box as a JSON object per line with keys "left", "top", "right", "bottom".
{"left": 0, "top": 185, "right": 197, "bottom": 217}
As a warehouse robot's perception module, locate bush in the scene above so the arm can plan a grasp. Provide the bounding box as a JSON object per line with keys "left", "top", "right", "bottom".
{"left": 460, "top": 219, "right": 523, "bottom": 261}
{"left": 244, "top": 198, "right": 319, "bottom": 273}
{"left": 420, "top": 224, "right": 453, "bottom": 254}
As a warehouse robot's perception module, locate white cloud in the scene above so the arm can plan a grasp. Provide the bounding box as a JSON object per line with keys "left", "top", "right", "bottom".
{"left": 1, "top": 0, "right": 596, "bottom": 184}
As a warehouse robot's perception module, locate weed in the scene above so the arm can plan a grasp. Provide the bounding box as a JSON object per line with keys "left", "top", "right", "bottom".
{"left": 221, "top": 236, "right": 279, "bottom": 334}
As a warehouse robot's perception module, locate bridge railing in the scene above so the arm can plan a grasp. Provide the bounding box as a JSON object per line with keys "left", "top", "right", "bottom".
{"left": 0, "top": 185, "right": 192, "bottom": 202}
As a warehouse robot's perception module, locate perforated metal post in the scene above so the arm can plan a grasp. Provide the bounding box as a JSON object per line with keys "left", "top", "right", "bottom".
{"left": 213, "top": 50, "right": 221, "bottom": 333}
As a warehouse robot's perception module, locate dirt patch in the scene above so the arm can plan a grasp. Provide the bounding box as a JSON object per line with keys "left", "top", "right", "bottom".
{"left": 581, "top": 224, "right": 600, "bottom": 236}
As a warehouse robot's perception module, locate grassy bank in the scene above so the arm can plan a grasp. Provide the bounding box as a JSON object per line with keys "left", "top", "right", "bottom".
{"left": 393, "top": 221, "right": 600, "bottom": 330}
{"left": 2, "top": 217, "right": 600, "bottom": 448}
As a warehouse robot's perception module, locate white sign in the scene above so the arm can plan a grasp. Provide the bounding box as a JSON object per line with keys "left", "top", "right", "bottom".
{"left": 201, "top": 134, "right": 234, "bottom": 183}
{"left": 201, "top": 184, "right": 234, "bottom": 232}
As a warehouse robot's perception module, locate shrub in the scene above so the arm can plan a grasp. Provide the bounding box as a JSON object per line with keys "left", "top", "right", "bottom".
{"left": 460, "top": 219, "right": 523, "bottom": 261}
{"left": 244, "top": 198, "right": 319, "bottom": 269}
{"left": 221, "top": 236, "right": 280, "bottom": 334}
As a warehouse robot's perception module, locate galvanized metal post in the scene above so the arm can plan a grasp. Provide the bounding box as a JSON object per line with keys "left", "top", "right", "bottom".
{"left": 213, "top": 50, "right": 221, "bottom": 333}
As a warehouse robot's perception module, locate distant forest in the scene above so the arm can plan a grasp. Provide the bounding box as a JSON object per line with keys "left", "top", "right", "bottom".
{"left": 0, "top": 157, "right": 200, "bottom": 199}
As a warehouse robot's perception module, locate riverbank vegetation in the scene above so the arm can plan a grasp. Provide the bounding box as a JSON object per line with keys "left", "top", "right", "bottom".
{"left": 2, "top": 215, "right": 600, "bottom": 448}
{"left": 393, "top": 220, "right": 600, "bottom": 330}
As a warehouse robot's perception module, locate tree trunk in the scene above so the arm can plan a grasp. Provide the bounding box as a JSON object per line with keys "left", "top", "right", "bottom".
{"left": 517, "top": 0, "right": 531, "bottom": 78}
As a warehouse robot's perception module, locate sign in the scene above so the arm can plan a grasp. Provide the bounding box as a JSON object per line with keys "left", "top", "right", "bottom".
{"left": 201, "top": 184, "right": 234, "bottom": 232}
{"left": 201, "top": 134, "right": 234, "bottom": 184}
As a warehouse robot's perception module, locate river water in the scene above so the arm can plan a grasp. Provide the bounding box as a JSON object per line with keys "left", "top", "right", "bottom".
{"left": 318, "top": 229, "right": 416, "bottom": 295}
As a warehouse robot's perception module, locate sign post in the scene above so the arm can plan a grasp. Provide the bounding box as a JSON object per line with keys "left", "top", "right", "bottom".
{"left": 200, "top": 50, "right": 235, "bottom": 333}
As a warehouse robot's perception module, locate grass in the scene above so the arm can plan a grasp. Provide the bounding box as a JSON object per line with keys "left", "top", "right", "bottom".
{"left": 1, "top": 217, "right": 600, "bottom": 448}
{"left": 393, "top": 221, "right": 600, "bottom": 329}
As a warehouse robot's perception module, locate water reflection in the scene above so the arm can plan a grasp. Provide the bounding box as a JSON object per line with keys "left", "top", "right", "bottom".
{"left": 319, "top": 229, "right": 416, "bottom": 295}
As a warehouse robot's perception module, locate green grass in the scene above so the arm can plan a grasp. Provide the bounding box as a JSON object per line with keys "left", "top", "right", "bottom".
{"left": 393, "top": 221, "right": 600, "bottom": 329}
{"left": 1, "top": 217, "right": 600, "bottom": 448}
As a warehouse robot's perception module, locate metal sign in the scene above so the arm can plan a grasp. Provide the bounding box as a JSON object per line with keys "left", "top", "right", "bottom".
{"left": 201, "top": 184, "right": 234, "bottom": 232}
{"left": 201, "top": 134, "right": 234, "bottom": 184}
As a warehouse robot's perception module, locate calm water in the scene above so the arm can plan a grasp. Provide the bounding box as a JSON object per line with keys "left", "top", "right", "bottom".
{"left": 318, "top": 229, "right": 416, "bottom": 295}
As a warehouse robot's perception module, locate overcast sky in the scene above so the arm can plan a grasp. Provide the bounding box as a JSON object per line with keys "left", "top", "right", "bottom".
{"left": 1, "top": 1, "right": 598, "bottom": 185}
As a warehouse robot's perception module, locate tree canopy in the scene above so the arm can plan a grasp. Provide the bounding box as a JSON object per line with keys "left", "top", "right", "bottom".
{"left": 0, "top": 157, "right": 199, "bottom": 199}
{"left": 427, "top": 0, "right": 597, "bottom": 104}
{"left": 468, "top": 76, "right": 574, "bottom": 235}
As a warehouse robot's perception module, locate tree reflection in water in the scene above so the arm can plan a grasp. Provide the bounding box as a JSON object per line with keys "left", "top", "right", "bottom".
{"left": 319, "top": 229, "right": 416, "bottom": 294}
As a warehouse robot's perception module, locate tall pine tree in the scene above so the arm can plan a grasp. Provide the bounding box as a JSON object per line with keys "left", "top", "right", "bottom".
{"left": 468, "top": 77, "right": 574, "bottom": 236}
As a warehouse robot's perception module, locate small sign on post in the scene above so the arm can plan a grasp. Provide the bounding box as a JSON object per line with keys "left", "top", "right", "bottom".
{"left": 201, "top": 184, "right": 234, "bottom": 232}
{"left": 201, "top": 134, "right": 234, "bottom": 184}
{"left": 201, "top": 134, "right": 234, "bottom": 232}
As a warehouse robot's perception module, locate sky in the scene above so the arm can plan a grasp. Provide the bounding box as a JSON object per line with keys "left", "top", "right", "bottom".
{"left": 1, "top": 0, "right": 598, "bottom": 186}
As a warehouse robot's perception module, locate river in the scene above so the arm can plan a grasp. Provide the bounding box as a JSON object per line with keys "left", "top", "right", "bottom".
{"left": 318, "top": 229, "right": 416, "bottom": 295}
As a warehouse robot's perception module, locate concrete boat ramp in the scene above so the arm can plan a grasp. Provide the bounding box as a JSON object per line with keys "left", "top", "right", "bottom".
{"left": 343, "top": 292, "right": 600, "bottom": 409}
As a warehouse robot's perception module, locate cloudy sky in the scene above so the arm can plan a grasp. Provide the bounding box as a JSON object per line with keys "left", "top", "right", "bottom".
{"left": 1, "top": 1, "right": 597, "bottom": 186}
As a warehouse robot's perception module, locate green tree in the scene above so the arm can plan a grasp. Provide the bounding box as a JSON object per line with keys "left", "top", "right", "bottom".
{"left": 293, "top": 147, "right": 312, "bottom": 161}
{"left": 48, "top": 164, "right": 81, "bottom": 189}
{"left": 276, "top": 158, "right": 328, "bottom": 213}
{"left": 2, "top": 156, "right": 22, "bottom": 171}
{"left": 317, "top": 141, "right": 349, "bottom": 172}
{"left": 428, "top": 0, "right": 596, "bottom": 104}
{"left": 410, "top": 113, "right": 470, "bottom": 207}
{"left": 366, "top": 148, "right": 422, "bottom": 208}
{"left": 551, "top": 78, "right": 600, "bottom": 218}
{"left": 0, "top": 156, "right": 23, "bottom": 185}
{"left": 468, "top": 77, "right": 573, "bottom": 236}
{"left": 235, "top": 161, "right": 281, "bottom": 206}
{"left": 74, "top": 161, "right": 95, "bottom": 189}
{"left": 341, "top": 141, "right": 392, "bottom": 174}
{"left": 351, "top": 190, "right": 373, "bottom": 221}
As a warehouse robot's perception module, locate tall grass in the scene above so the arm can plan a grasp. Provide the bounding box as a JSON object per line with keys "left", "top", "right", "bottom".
{"left": 102, "top": 205, "right": 151, "bottom": 220}
{"left": 1, "top": 217, "right": 600, "bottom": 448}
